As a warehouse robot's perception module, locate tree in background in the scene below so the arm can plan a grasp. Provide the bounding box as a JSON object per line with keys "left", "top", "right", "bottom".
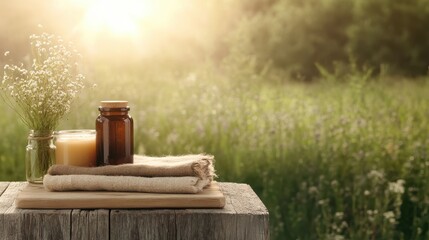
{"left": 226, "top": 0, "right": 429, "bottom": 80}
{"left": 348, "top": 0, "right": 429, "bottom": 76}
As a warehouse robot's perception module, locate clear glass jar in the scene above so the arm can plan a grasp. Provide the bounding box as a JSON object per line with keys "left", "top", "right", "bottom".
{"left": 96, "top": 101, "right": 134, "bottom": 166}
{"left": 26, "top": 130, "right": 55, "bottom": 184}
{"left": 54, "top": 130, "right": 96, "bottom": 167}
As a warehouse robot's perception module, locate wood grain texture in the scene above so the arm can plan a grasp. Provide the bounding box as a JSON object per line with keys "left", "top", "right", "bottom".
{"left": 89, "top": 210, "right": 110, "bottom": 240}
{"left": 0, "top": 182, "right": 24, "bottom": 240}
{"left": 1, "top": 182, "right": 71, "bottom": 240}
{"left": 225, "top": 183, "right": 270, "bottom": 240}
{"left": 175, "top": 183, "right": 270, "bottom": 240}
{"left": 15, "top": 182, "right": 225, "bottom": 209}
{"left": 0, "top": 182, "right": 269, "bottom": 240}
{"left": 110, "top": 209, "right": 176, "bottom": 240}
{"left": 0, "top": 182, "right": 9, "bottom": 197}
{"left": 71, "top": 209, "right": 109, "bottom": 240}
{"left": 175, "top": 182, "right": 237, "bottom": 240}
{"left": 4, "top": 209, "right": 71, "bottom": 240}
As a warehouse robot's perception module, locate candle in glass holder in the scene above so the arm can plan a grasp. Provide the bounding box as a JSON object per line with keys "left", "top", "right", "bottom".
{"left": 54, "top": 130, "right": 96, "bottom": 167}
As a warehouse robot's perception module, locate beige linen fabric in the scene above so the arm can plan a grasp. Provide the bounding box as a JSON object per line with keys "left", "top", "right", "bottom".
{"left": 43, "top": 175, "right": 210, "bottom": 193}
{"left": 48, "top": 154, "right": 215, "bottom": 181}
{"left": 43, "top": 154, "right": 215, "bottom": 193}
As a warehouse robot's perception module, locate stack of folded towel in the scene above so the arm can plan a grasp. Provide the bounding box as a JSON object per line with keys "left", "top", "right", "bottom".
{"left": 43, "top": 154, "right": 216, "bottom": 194}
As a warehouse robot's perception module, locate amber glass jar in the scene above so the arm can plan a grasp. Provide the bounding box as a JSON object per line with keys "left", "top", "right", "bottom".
{"left": 96, "top": 101, "right": 133, "bottom": 165}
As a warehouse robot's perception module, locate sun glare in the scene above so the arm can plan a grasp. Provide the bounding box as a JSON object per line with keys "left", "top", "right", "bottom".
{"left": 82, "top": 0, "right": 155, "bottom": 36}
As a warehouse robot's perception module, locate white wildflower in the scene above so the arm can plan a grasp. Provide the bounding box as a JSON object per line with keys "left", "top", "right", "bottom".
{"left": 0, "top": 33, "right": 86, "bottom": 130}
{"left": 333, "top": 235, "right": 345, "bottom": 240}
{"left": 318, "top": 199, "right": 328, "bottom": 206}
{"left": 4, "top": 51, "right": 9, "bottom": 57}
{"left": 367, "top": 170, "right": 384, "bottom": 180}
{"left": 335, "top": 212, "right": 344, "bottom": 220}
{"left": 340, "top": 221, "right": 348, "bottom": 230}
{"left": 383, "top": 211, "right": 396, "bottom": 224}
{"left": 383, "top": 211, "right": 394, "bottom": 219}
{"left": 388, "top": 179, "right": 405, "bottom": 194}
{"left": 308, "top": 186, "right": 318, "bottom": 195}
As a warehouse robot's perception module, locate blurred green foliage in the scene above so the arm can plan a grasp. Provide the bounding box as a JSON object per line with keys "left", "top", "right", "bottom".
{"left": 348, "top": 0, "right": 429, "bottom": 76}
{"left": 228, "top": 0, "right": 429, "bottom": 79}
{"left": 2, "top": 0, "right": 429, "bottom": 79}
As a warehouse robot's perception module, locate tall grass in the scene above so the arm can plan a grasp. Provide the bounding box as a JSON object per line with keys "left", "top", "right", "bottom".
{"left": 1, "top": 64, "right": 429, "bottom": 239}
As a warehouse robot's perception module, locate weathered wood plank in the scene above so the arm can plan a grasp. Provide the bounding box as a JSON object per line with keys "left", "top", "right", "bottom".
{"left": 175, "top": 182, "right": 238, "bottom": 240}
{"left": 1, "top": 183, "right": 71, "bottom": 240}
{"left": 175, "top": 183, "right": 269, "bottom": 240}
{"left": 224, "top": 183, "right": 270, "bottom": 240}
{"left": 71, "top": 209, "right": 109, "bottom": 240}
{"left": 110, "top": 209, "right": 176, "bottom": 240}
{"left": 89, "top": 209, "right": 109, "bottom": 240}
{"left": 0, "top": 182, "right": 9, "bottom": 197}
{"left": 0, "top": 182, "right": 25, "bottom": 240}
{"left": 0, "top": 182, "right": 269, "bottom": 240}
{"left": 0, "top": 182, "right": 20, "bottom": 210}
{"left": 71, "top": 210, "right": 88, "bottom": 240}
{"left": 225, "top": 183, "right": 268, "bottom": 214}
{"left": 4, "top": 209, "right": 71, "bottom": 240}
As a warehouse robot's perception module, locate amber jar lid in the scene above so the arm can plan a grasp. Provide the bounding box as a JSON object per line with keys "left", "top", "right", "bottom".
{"left": 100, "top": 100, "right": 128, "bottom": 108}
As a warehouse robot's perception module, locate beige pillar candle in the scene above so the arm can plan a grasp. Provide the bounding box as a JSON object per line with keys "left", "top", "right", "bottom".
{"left": 54, "top": 130, "right": 96, "bottom": 167}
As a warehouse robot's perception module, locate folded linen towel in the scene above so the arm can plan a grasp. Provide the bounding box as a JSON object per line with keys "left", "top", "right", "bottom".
{"left": 43, "top": 175, "right": 210, "bottom": 193}
{"left": 43, "top": 154, "right": 215, "bottom": 194}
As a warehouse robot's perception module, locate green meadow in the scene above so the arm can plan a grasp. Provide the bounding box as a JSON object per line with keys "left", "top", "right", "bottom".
{"left": 2, "top": 65, "right": 429, "bottom": 239}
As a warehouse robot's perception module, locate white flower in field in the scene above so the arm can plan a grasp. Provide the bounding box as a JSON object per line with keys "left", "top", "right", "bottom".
{"left": 367, "top": 170, "right": 384, "bottom": 181}
{"left": 333, "top": 235, "right": 345, "bottom": 240}
{"left": 364, "top": 190, "right": 370, "bottom": 196}
{"left": 383, "top": 211, "right": 396, "bottom": 224}
{"left": 383, "top": 211, "right": 394, "bottom": 219}
{"left": 308, "top": 186, "right": 318, "bottom": 195}
{"left": 4, "top": 51, "right": 9, "bottom": 56}
{"left": 340, "top": 221, "right": 348, "bottom": 230}
{"left": 388, "top": 179, "right": 405, "bottom": 194}
{"left": 335, "top": 212, "right": 344, "bottom": 219}
{"left": 367, "top": 209, "right": 377, "bottom": 222}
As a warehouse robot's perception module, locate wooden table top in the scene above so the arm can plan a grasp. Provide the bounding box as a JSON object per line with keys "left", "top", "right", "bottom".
{"left": 0, "top": 182, "right": 269, "bottom": 240}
